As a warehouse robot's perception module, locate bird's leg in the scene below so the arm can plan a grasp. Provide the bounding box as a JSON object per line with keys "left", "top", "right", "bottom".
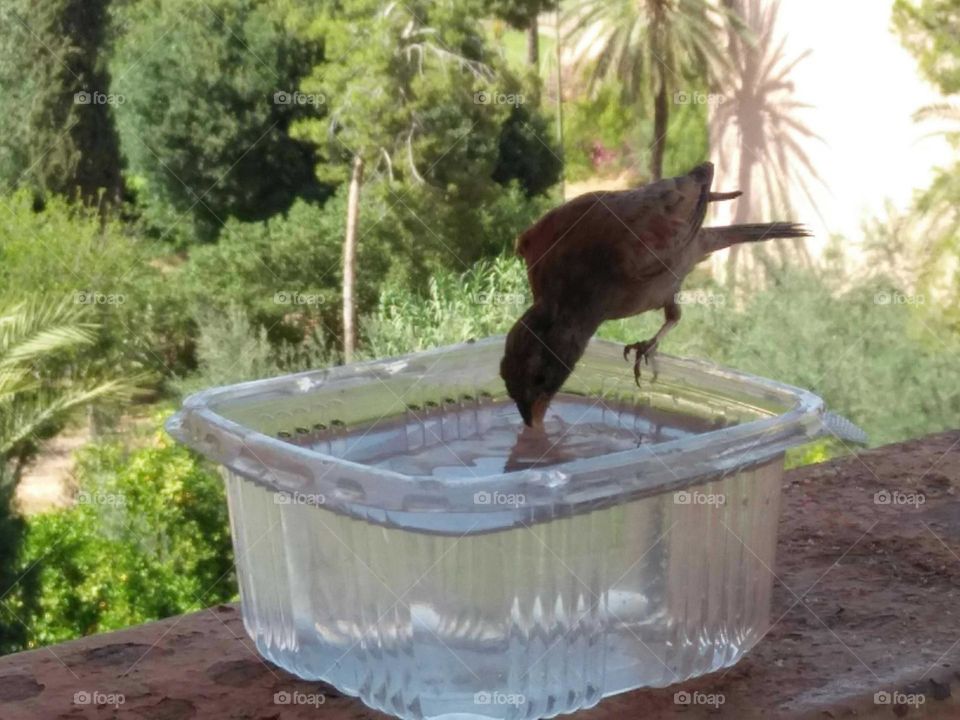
{"left": 623, "top": 302, "right": 681, "bottom": 386}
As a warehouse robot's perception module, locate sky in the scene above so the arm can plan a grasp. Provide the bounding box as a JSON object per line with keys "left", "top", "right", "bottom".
{"left": 750, "top": 0, "right": 949, "bottom": 252}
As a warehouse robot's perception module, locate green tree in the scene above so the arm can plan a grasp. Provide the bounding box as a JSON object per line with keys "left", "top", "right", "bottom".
{"left": 485, "top": 0, "right": 559, "bottom": 66}
{"left": 291, "top": 0, "right": 560, "bottom": 358}
{"left": 893, "top": 0, "right": 960, "bottom": 325}
{"left": 566, "top": 0, "right": 733, "bottom": 179}
{"left": 109, "top": 0, "right": 326, "bottom": 243}
{"left": 0, "top": 0, "right": 122, "bottom": 201}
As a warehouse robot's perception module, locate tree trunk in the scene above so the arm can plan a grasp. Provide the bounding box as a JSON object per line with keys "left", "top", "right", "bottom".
{"left": 651, "top": 77, "right": 668, "bottom": 181}
{"left": 342, "top": 155, "right": 364, "bottom": 363}
{"left": 527, "top": 15, "right": 540, "bottom": 67}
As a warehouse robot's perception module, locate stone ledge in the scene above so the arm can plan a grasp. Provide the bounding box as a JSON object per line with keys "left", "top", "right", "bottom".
{"left": 1, "top": 431, "right": 959, "bottom": 719}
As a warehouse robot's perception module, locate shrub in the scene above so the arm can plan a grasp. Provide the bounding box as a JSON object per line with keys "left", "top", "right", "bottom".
{"left": 366, "top": 257, "right": 960, "bottom": 450}
{"left": 0, "top": 190, "right": 193, "bottom": 374}
{"left": 5, "top": 415, "right": 235, "bottom": 650}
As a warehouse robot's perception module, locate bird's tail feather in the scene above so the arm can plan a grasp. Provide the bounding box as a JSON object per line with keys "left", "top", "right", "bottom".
{"left": 700, "top": 222, "right": 810, "bottom": 253}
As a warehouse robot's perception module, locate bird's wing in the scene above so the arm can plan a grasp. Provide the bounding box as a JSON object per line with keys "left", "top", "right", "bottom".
{"left": 517, "top": 176, "right": 709, "bottom": 302}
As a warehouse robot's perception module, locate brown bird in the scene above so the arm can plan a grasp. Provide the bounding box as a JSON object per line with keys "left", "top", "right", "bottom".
{"left": 500, "top": 161, "right": 809, "bottom": 429}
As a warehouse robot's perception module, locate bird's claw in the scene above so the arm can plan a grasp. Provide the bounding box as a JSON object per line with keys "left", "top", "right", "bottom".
{"left": 623, "top": 339, "right": 658, "bottom": 386}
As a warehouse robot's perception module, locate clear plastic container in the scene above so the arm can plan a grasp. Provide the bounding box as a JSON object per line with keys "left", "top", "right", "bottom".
{"left": 166, "top": 337, "right": 860, "bottom": 720}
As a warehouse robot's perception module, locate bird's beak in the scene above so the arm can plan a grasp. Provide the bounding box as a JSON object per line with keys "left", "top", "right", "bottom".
{"left": 521, "top": 393, "right": 550, "bottom": 431}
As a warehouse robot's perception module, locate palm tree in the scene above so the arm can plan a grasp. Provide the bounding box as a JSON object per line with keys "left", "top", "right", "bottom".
{"left": 709, "top": 0, "right": 821, "bottom": 288}
{"left": 565, "top": 0, "right": 733, "bottom": 180}
{"left": 0, "top": 299, "right": 139, "bottom": 478}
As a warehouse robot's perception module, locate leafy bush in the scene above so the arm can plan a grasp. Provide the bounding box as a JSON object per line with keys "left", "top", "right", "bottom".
{"left": 5, "top": 415, "right": 235, "bottom": 650}
{"left": 0, "top": 190, "right": 193, "bottom": 374}
{"left": 364, "top": 255, "right": 529, "bottom": 357}
{"left": 184, "top": 185, "right": 552, "bottom": 353}
{"left": 181, "top": 197, "right": 359, "bottom": 348}
{"left": 366, "top": 256, "right": 960, "bottom": 449}
{"left": 175, "top": 304, "right": 333, "bottom": 396}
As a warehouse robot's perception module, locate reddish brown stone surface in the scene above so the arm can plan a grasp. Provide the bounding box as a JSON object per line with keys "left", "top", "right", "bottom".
{"left": 1, "top": 431, "right": 959, "bottom": 719}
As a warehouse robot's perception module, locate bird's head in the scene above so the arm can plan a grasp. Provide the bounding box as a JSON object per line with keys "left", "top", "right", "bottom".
{"left": 499, "top": 303, "right": 589, "bottom": 430}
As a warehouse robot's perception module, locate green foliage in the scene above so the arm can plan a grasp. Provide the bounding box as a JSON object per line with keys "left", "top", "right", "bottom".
{"left": 183, "top": 185, "right": 551, "bottom": 353}
{"left": 110, "top": 0, "right": 326, "bottom": 243}
{"left": 484, "top": 0, "right": 558, "bottom": 29}
{"left": 0, "top": 464, "right": 26, "bottom": 654}
{"left": 175, "top": 304, "right": 333, "bottom": 395}
{"left": 893, "top": 0, "right": 960, "bottom": 94}
{"left": 363, "top": 255, "right": 530, "bottom": 357}
{"left": 0, "top": 190, "right": 193, "bottom": 374}
{"left": 892, "top": 1, "right": 960, "bottom": 330}
{"left": 0, "top": 298, "right": 140, "bottom": 463}
{"left": 366, "top": 257, "right": 960, "bottom": 450}
{"left": 563, "top": 79, "right": 710, "bottom": 182}
{"left": 0, "top": 0, "right": 122, "bottom": 200}
{"left": 181, "top": 197, "right": 357, "bottom": 346}
{"left": 493, "top": 106, "right": 564, "bottom": 197}
{"left": 5, "top": 417, "right": 235, "bottom": 650}
{"left": 290, "top": 0, "right": 560, "bottom": 195}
